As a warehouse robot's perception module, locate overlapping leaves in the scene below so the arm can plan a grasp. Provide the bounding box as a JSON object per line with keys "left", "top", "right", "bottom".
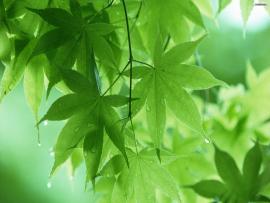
{"left": 127, "top": 34, "right": 225, "bottom": 155}
{"left": 191, "top": 143, "right": 270, "bottom": 202}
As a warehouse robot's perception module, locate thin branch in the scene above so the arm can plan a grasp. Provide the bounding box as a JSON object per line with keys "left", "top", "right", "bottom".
{"left": 133, "top": 59, "right": 154, "bottom": 69}
{"left": 121, "top": 0, "right": 139, "bottom": 153}
{"left": 86, "top": 0, "right": 115, "bottom": 23}
{"left": 102, "top": 61, "right": 130, "bottom": 96}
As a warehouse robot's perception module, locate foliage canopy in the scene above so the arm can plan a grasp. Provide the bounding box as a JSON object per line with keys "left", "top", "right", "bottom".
{"left": 0, "top": 0, "right": 270, "bottom": 202}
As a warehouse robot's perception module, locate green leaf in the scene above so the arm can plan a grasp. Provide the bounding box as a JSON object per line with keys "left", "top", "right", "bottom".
{"left": 24, "top": 55, "right": 45, "bottom": 119}
{"left": 164, "top": 64, "right": 226, "bottom": 90}
{"left": 101, "top": 100, "right": 128, "bottom": 165}
{"left": 99, "top": 154, "right": 125, "bottom": 177}
{"left": 160, "top": 36, "right": 206, "bottom": 67}
{"left": 40, "top": 94, "right": 93, "bottom": 122}
{"left": 131, "top": 73, "right": 152, "bottom": 116}
{"left": 103, "top": 95, "right": 129, "bottom": 107}
{"left": 115, "top": 150, "right": 180, "bottom": 202}
{"left": 0, "top": 39, "right": 37, "bottom": 102}
{"left": 243, "top": 143, "right": 262, "bottom": 197}
{"left": 178, "top": 0, "right": 205, "bottom": 28}
{"left": 253, "top": 195, "right": 270, "bottom": 202}
{"left": 51, "top": 111, "right": 96, "bottom": 175}
{"left": 191, "top": 180, "right": 227, "bottom": 198}
{"left": 70, "top": 148, "right": 84, "bottom": 176}
{"left": 214, "top": 145, "right": 243, "bottom": 190}
{"left": 240, "top": 0, "right": 254, "bottom": 24}
{"left": 86, "top": 23, "right": 116, "bottom": 36}
{"left": 84, "top": 125, "right": 103, "bottom": 185}
{"left": 218, "top": 0, "right": 232, "bottom": 13}
{"left": 246, "top": 61, "right": 258, "bottom": 88}
{"left": 69, "top": 0, "right": 81, "bottom": 18}
{"left": 146, "top": 71, "right": 166, "bottom": 153}
{"left": 161, "top": 74, "right": 204, "bottom": 134}
{"left": 28, "top": 7, "right": 81, "bottom": 29}
{"left": 88, "top": 33, "right": 116, "bottom": 66}
{"left": 32, "top": 28, "right": 75, "bottom": 57}
{"left": 123, "top": 66, "right": 151, "bottom": 79}
{"left": 61, "top": 69, "right": 96, "bottom": 94}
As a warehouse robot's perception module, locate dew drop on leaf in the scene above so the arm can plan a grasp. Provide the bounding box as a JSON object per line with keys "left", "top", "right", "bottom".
{"left": 49, "top": 147, "right": 55, "bottom": 157}
{"left": 38, "top": 143, "right": 42, "bottom": 147}
{"left": 204, "top": 138, "right": 211, "bottom": 144}
{"left": 43, "top": 120, "right": 48, "bottom": 126}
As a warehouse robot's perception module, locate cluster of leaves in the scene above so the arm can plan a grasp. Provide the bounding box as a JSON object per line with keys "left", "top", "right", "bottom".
{"left": 0, "top": 0, "right": 270, "bottom": 202}
{"left": 191, "top": 143, "right": 270, "bottom": 202}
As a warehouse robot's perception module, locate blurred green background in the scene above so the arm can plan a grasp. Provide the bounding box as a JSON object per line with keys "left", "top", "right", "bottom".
{"left": 1, "top": 1, "right": 270, "bottom": 203}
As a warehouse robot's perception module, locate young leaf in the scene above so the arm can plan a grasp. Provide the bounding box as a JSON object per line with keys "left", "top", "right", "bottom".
{"left": 32, "top": 28, "right": 75, "bottom": 57}
{"left": 191, "top": 180, "right": 226, "bottom": 198}
{"left": 146, "top": 72, "right": 166, "bottom": 154}
{"left": 51, "top": 112, "right": 96, "bottom": 175}
{"left": 219, "top": 0, "right": 232, "bottom": 13}
{"left": 101, "top": 100, "right": 128, "bottom": 165}
{"left": 84, "top": 126, "right": 103, "bottom": 185}
{"left": 61, "top": 69, "right": 96, "bottom": 94}
{"left": 164, "top": 64, "right": 226, "bottom": 90}
{"left": 243, "top": 143, "right": 262, "bottom": 196}
{"left": 24, "top": 55, "right": 45, "bottom": 120}
{"left": 103, "top": 95, "right": 129, "bottom": 107}
{"left": 123, "top": 66, "right": 151, "bottom": 79}
{"left": 69, "top": 0, "right": 82, "bottom": 18}
{"left": 214, "top": 145, "right": 243, "bottom": 190}
{"left": 0, "top": 39, "right": 37, "bottom": 102}
{"left": 115, "top": 150, "right": 180, "bottom": 202}
{"left": 178, "top": 0, "right": 205, "bottom": 28}
{"left": 246, "top": 61, "right": 258, "bottom": 88}
{"left": 40, "top": 94, "right": 94, "bottom": 122}
{"left": 86, "top": 23, "right": 116, "bottom": 36}
{"left": 162, "top": 76, "right": 204, "bottom": 135}
{"left": 160, "top": 36, "right": 206, "bottom": 67}
{"left": 99, "top": 154, "right": 125, "bottom": 177}
{"left": 240, "top": 0, "right": 254, "bottom": 24}
{"left": 28, "top": 8, "right": 81, "bottom": 29}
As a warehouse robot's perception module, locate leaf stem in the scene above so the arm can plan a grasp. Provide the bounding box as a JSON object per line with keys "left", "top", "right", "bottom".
{"left": 101, "top": 61, "right": 130, "bottom": 96}
{"left": 133, "top": 59, "right": 154, "bottom": 69}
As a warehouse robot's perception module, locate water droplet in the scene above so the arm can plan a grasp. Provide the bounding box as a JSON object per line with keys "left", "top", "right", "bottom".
{"left": 90, "top": 147, "right": 97, "bottom": 153}
{"left": 49, "top": 148, "right": 55, "bottom": 157}
{"left": 146, "top": 105, "right": 151, "bottom": 112}
{"left": 47, "top": 181, "right": 52, "bottom": 189}
{"left": 43, "top": 120, "right": 48, "bottom": 126}
{"left": 69, "top": 175, "right": 74, "bottom": 181}
{"left": 204, "top": 138, "right": 211, "bottom": 144}
{"left": 38, "top": 143, "right": 42, "bottom": 147}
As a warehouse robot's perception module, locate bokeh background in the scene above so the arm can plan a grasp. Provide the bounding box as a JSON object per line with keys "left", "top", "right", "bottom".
{"left": 1, "top": 0, "right": 270, "bottom": 202}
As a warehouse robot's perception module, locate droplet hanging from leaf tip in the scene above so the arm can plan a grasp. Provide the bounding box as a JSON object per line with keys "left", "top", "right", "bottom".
{"left": 38, "top": 143, "right": 42, "bottom": 147}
